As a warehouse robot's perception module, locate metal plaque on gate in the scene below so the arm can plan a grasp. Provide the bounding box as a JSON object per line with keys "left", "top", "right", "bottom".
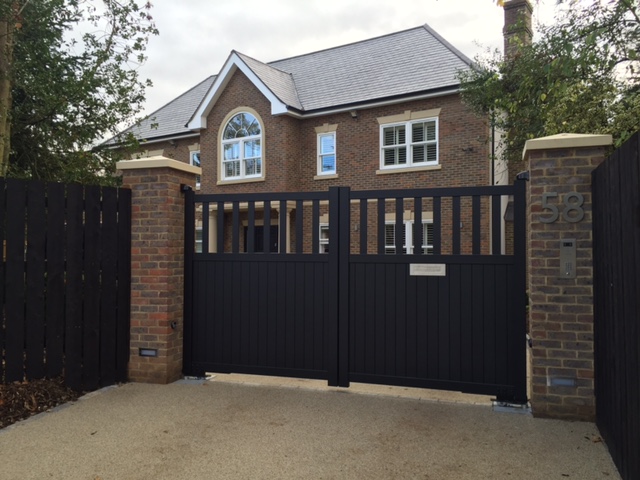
{"left": 410, "top": 264, "right": 446, "bottom": 277}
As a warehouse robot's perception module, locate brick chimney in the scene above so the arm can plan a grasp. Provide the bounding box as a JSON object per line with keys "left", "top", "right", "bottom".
{"left": 503, "top": 0, "right": 533, "bottom": 58}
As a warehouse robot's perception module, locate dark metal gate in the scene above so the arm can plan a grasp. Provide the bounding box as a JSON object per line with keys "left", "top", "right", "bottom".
{"left": 184, "top": 182, "right": 527, "bottom": 403}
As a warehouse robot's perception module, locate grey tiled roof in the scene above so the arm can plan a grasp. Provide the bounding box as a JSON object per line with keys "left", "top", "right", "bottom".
{"left": 119, "top": 23, "right": 473, "bottom": 141}
{"left": 268, "top": 24, "right": 472, "bottom": 112}
{"left": 107, "top": 75, "right": 216, "bottom": 144}
{"left": 236, "top": 52, "right": 303, "bottom": 110}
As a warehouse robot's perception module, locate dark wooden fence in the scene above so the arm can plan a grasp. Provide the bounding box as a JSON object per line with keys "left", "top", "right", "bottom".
{"left": 592, "top": 132, "right": 640, "bottom": 480}
{"left": 0, "top": 178, "right": 131, "bottom": 391}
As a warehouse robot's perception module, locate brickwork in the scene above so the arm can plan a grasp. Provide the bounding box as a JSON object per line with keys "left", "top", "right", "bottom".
{"left": 524, "top": 134, "right": 612, "bottom": 420}
{"left": 117, "top": 159, "right": 201, "bottom": 384}
{"left": 198, "top": 69, "right": 491, "bottom": 195}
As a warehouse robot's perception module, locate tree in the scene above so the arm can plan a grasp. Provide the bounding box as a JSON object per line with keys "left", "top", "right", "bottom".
{"left": 458, "top": 0, "right": 640, "bottom": 165}
{"left": 0, "top": 0, "right": 157, "bottom": 185}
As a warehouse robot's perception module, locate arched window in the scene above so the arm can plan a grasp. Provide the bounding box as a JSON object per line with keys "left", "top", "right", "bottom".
{"left": 221, "top": 112, "right": 262, "bottom": 180}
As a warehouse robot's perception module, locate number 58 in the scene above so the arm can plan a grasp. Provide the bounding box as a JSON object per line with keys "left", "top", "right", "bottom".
{"left": 540, "top": 192, "right": 585, "bottom": 223}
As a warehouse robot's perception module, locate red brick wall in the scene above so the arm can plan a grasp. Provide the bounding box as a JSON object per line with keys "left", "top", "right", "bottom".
{"left": 120, "top": 165, "right": 195, "bottom": 384}
{"left": 527, "top": 143, "right": 608, "bottom": 420}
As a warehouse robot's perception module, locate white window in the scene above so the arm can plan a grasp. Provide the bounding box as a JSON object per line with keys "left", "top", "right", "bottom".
{"left": 190, "top": 150, "right": 201, "bottom": 189}
{"left": 317, "top": 133, "right": 336, "bottom": 175}
{"left": 222, "top": 112, "right": 262, "bottom": 180}
{"left": 319, "top": 224, "right": 329, "bottom": 253}
{"left": 385, "top": 221, "right": 434, "bottom": 254}
{"left": 195, "top": 226, "right": 203, "bottom": 253}
{"left": 380, "top": 118, "right": 438, "bottom": 169}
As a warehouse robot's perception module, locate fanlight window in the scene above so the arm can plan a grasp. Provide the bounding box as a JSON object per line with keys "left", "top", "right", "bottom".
{"left": 221, "top": 112, "right": 262, "bottom": 180}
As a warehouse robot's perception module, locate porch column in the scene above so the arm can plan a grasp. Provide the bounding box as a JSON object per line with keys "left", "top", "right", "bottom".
{"left": 523, "top": 133, "right": 611, "bottom": 420}
{"left": 116, "top": 158, "right": 201, "bottom": 384}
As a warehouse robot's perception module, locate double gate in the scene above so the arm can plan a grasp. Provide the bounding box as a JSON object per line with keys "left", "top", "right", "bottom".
{"left": 184, "top": 183, "right": 527, "bottom": 403}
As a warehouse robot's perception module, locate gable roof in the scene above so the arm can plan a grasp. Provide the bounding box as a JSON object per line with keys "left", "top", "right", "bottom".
{"left": 117, "top": 23, "right": 474, "bottom": 142}
{"left": 188, "top": 24, "right": 473, "bottom": 129}
{"left": 106, "top": 75, "right": 216, "bottom": 145}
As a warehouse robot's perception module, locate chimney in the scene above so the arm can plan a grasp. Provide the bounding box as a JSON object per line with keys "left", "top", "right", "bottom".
{"left": 503, "top": 0, "right": 533, "bottom": 58}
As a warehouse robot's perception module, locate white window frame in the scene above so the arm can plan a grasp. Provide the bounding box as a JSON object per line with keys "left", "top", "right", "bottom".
{"left": 317, "top": 132, "right": 336, "bottom": 175}
{"left": 384, "top": 220, "right": 434, "bottom": 255}
{"left": 190, "top": 150, "right": 201, "bottom": 189}
{"left": 380, "top": 117, "right": 439, "bottom": 170}
{"left": 319, "top": 224, "right": 330, "bottom": 253}
{"left": 221, "top": 112, "right": 263, "bottom": 181}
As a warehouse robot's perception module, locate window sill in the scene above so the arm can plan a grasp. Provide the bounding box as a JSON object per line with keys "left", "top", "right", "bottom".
{"left": 314, "top": 173, "right": 339, "bottom": 181}
{"left": 217, "top": 177, "right": 265, "bottom": 186}
{"left": 376, "top": 164, "right": 441, "bottom": 175}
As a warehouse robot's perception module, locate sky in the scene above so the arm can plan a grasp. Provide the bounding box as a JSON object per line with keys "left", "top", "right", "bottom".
{"left": 136, "top": 0, "right": 559, "bottom": 118}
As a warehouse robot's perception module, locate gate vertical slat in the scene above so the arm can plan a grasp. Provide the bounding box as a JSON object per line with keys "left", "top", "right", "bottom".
{"left": 116, "top": 187, "right": 131, "bottom": 382}
{"left": 433, "top": 197, "right": 441, "bottom": 255}
{"left": 312, "top": 199, "right": 319, "bottom": 254}
{"left": 359, "top": 200, "right": 367, "bottom": 254}
{"left": 216, "top": 201, "right": 224, "bottom": 253}
{"left": 337, "top": 187, "right": 351, "bottom": 386}
{"left": 202, "top": 202, "right": 209, "bottom": 253}
{"left": 483, "top": 266, "right": 497, "bottom": 384}
{"left": 426, "top": 276, "right": 439, "bottom": 379}
{"left": 263, "top": 201, "right": 271, "bottom": 253}
{"left": 452, "top": 196, "right": 461, "bottom": 254}
{"left": 45, "top": 183, "right": 65, "bottom": 378}
{"left": 405, "top": 264, "right": 417, "bottom": 378}
{"left": 100, "top": 188, "right": 118, "bottom": 386}
{"left": 472, "top": 196, "right": 481, "bottom": 255}
{"left": 183, "top": 187, "right": 196, "bottom": 376}
{"left": 459, "top": 265, "right": 472, "bottom": 380}
{"left": 377, "top": 198, "right": 385, "bottom": 255}
{"left": 5, "top": 179, "right": 26, "bottom": 382}
{"left": 472, "top": 264, "right": 485, "bottom": 383}
{"left": 25, "top": 180, "right": 46, "bottom": 379}
{"left": 82, "top": 185, "right": 101, "bottom": 391}
{"left": 394, "top": 198, "right": 403, "bottom": 255}
{"left": 327, "top": 187, "right": 340, "bottom": 386}
{"left": 449, "top": 264, "right": 462, "bottom": 381}
{"left": 491, "top": 195, "right": 501, "bottom": 255}
{"left": 65, "top": 184, "right": 84, "bottom": 390}
{"left": 232, "top": 202, "right": 240, "bottom": 254}
{"left": 414, "top": 197, "right": 423, "bottom": 255}
{"left": 247, "top": 201, "right": 255, "bottom": 253}
{"left": 279, "top": 200, "right": 287, "bottom": 254}
{"left": 509, "top": 178, "right": 528, "bottom": 402}
{"left": 295, "top": 200, "right": 303, "bottom": 254}
{"left": 0, "top": 179, "right": 5, "bottom": 382}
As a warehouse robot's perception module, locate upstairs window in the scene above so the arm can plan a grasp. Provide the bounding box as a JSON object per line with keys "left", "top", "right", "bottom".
{"left": 190, "top": 150, "right": 201, "bottom": 189}
{"left": 317, "top": 133, "right": 336, "bottom": 175}
{"left": 380, "top": 118, "right": 438, "bottom": 169}
{"left": 222, "top": 112, "right": 262, "bottom": 180}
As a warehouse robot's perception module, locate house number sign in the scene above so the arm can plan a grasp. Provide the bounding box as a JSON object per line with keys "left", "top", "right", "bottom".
{"left": 540, "top": 192, "right": 585, "bottom": 223}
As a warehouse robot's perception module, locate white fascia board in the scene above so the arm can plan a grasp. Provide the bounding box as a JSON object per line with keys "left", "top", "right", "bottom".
{"left": 187, "top": 52, "right": 289, "bottom": 130}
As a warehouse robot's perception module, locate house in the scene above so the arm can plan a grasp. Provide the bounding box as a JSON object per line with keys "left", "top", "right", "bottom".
{"left": 113, "top": 22, "right": 515, "bottom": 254}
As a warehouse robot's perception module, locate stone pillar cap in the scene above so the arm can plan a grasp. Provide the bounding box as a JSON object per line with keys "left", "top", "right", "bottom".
{"left": 523, "top": 133, "right": 613, "bottom": 160}
{"left": 116, "top": 156, "right": 202, "bottom": 175}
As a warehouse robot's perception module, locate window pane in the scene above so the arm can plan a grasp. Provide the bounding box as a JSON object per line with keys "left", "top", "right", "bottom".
{"left": 191, "top": 151, "right": 201, "bottom": 167}
{"left": 397, "top": 146, "right": 407, "bottom": 164}
{"left": 383, "top": 125, "right": 405, "bottom": 146}
{"left": 413, "top": 145, "right": 425, "bottom": 163}
{"left": 224, "top": 113, "right": 261, "bottom": 139}
{"left": 321, "top": 155, "right": 335, "bottom": 172}
{"left": 412, "top": 123, "right": 425, "bottom": 143}
{"left": 224, "top": 143, "right": 240, "bottom": 160}
{"left": 426, "top": 121, "right": 436, "bottom": 141}
{"left": 224, "top": 160, "right": 240, "bottom": 177}
{"left": 320, "top": 134, "right": 335, "bottom": 154}
{"left": 244, "top": 140, "right": 261, "bottom": 158}
{"left": 426, "top": 143, "right": 437, "bottom": 162}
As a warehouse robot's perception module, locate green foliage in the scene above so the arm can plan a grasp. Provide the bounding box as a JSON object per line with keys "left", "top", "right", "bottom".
{"left": 458, "top": 0, "right": 640, "bottom": 164}
{"left": 4, "top": 0, "right": 157, "bottom": 185}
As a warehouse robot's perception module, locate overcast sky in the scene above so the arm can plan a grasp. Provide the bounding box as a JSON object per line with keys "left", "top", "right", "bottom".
{"left": 136, "top": 0, "right": 558, "bottom": 118}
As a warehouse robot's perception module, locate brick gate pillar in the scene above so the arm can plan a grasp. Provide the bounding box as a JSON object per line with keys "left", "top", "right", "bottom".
{"left": 523, "top": 133, "right": 612, "bottom": 420}
{"left": 116, "top": 158, "right": 201, "bottom": 384}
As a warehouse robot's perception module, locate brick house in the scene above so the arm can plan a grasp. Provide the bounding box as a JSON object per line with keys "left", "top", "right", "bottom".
{"left": 114, "top": 22, "right": 513, "bottom": 255}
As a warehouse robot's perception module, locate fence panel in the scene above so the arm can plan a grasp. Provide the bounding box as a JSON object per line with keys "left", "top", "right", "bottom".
{"left": 0, "top": 179, "right": 131, "bottom": 391}
{"left": 593, "top": 132, "right": 640, "bottom": 480}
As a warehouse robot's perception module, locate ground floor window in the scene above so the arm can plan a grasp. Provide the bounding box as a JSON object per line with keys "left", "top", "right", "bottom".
{"left": 385, "top": 221, "right": 434, "bottom": 254}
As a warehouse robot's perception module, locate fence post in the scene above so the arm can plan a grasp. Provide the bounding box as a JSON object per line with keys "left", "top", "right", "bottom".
{"left": 116, "top": 158, "right": 201, "bottom": 384}
{"left": 523, "top": 133, "right": 612, "bottom": 420}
